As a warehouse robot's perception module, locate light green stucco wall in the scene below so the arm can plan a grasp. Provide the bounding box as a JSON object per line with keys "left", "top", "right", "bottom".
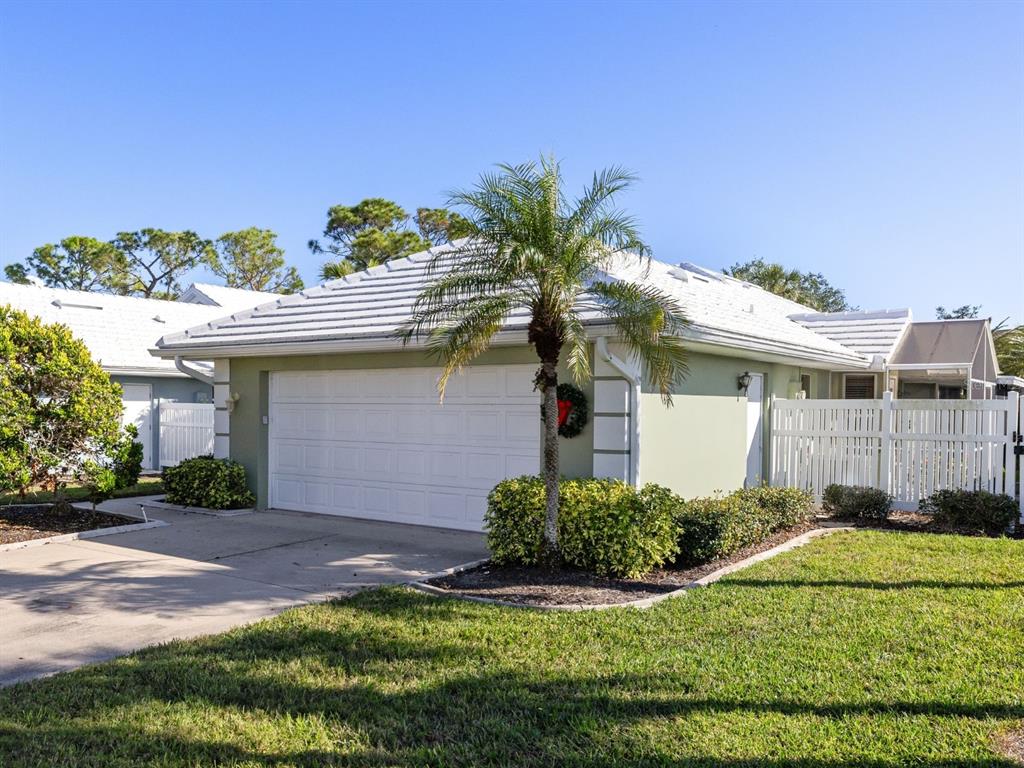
{"left": 226, "top": 347, "right": 594, "bottom": 509}
{"left": 639, "top": 352, "right": 815, "bottom": 499}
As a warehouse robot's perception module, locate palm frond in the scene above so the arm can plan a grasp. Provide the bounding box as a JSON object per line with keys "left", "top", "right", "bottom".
{"left": 422, "top": 295, "right": 519, "bottom": 398}
{"left": 586, "top": 280, "right": 689, "bottom": 403}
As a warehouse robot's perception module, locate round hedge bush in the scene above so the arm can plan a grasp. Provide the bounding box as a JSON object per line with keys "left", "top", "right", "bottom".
{"left": 484, "top": 476, "right": 679, "bottom": 578}
{"left": 163, "top": 455, "right": 255, "bottom": 510}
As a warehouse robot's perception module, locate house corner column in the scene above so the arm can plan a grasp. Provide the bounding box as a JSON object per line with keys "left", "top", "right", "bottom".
{"left": 592, "top": 340, "right": 637, "bottom": 484}
{"left": 213, "top": 359, "right": 231, "bottom": 459}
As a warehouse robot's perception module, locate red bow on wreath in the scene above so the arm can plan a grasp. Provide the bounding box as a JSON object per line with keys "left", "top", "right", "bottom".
{"left": 557, "top": 399, "right": 573, "bottom": 427}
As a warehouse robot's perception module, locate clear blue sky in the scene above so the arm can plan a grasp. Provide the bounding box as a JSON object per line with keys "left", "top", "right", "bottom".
{"left": 1, "top": 0, "right": 1021, "bottom": 323}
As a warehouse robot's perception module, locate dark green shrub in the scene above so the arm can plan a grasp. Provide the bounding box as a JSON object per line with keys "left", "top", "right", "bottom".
{"left": 110, "top": 424, "right": 144, "bottom": 491}
{"left": 919, "top": 489, "right": 1018, "bottom": 536}
{"left": 485, "top": 477, "right": 680, "bottom": 578}
{"left": 672, "top": 486, "right": 813, "bottom": 567}
{"left": 822, "top": 484, "right": 891, "bottom": 520}
{"left": 163, "top": 455, "right": 255, "bottom": 510}
{"left": 82, "top": 425, "right": 144, "bottom": 510}
{"left": 739, "top": 486, "right": 814, "bottom": 530}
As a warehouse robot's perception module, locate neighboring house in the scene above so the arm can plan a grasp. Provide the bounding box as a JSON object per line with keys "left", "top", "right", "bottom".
{"left": 0, "top": 280, "right": 279, "bottom": 470}
{"left": 791, "top": 310, "right": 1002, "bottom": 400}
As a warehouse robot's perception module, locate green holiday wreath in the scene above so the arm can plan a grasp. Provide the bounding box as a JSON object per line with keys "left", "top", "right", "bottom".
{"left": 549, "top": 382, "right": 589, "bottom": 439}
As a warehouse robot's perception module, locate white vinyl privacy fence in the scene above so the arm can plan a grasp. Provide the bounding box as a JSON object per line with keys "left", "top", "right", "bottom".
{"left": 158, "top": 402, "right": 215, "bottom": 467}
{"left": 770, "top": 392, "right": 1022, "bottom": 521}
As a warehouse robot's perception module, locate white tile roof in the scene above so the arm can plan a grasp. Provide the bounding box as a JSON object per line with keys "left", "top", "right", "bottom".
{"left": 178, "top": 283, "right": 282, "bottom": 310}
{"left": 789, "top": 309, "right": 912, "bottom": 361}
{"left": 0, "top": 281, "right": 278, "bottom": 377}
{"left": 154, "top": 243, "right": 870, "bottom": 369}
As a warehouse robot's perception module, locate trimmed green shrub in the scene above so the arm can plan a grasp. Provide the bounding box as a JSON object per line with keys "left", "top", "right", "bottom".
{"left": 485, "top": 477, "right": 680, "bottom": 578}
{"left": 740, "top": 486, "right": 815, "bottom": 530}
{"left": 673, "top": 486, "right": 814, "bottom": 566}
{"left": 822, "top": 484, "right": 892, "bottom": 520}
{"left": 919, "top": 489, "right": 1018, "bottom": 536}
{"left": 163, "top": 455, "right": 255, "bottom": 510}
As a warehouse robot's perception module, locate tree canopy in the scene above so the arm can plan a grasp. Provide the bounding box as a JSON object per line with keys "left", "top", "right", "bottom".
{"left": 936, "top": 305, "right": 980, "bottom": 319}
{"left": 724, "top": 259, "right": 852, "bottom": 312}
{"left": 0, "top": 306, "right": 124, "bottom": 500}
{"left": 4, "top": 237, "right": 126, "bottom": 292}
{"left": 110, "top": 229, "right": 213, "bottom": 299}
{"left": 311, "top": 199, "right": 469, "bottom": 281}
{"left": 398, "top": 158, "right": 687, "bottom": 558}
{"left": 209, "top": 228, "right": 303, "bottom": 294}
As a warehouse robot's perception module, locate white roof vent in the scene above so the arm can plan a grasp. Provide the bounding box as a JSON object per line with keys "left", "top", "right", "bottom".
{"left": 51, "top": 299, "right": 103, "bottom": 310}
{"left": 668, "top": 267, "right": 690, "bottom": 282}
{"left": 678, "top": 262, "right": 728, "bottom": 282}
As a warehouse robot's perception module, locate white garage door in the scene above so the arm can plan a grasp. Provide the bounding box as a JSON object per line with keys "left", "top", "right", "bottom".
{"left": 269, "top": 365, "right": 540, "bottom": 531}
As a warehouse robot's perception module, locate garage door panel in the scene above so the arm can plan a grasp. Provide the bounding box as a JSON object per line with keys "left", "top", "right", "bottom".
{"left": 430, "top": 451, "right": 462, "bottom": 483}
{"left": 506, "top": 454, "right": 540, "bottom": 477}
{"left": 431, "top": 411, "right": 462, "bottom": 438}
{"left": 305, "top": 445, "right": 330, "bottom": 470}
{"left": 505, "top": 367, "right": 538, "bottom": 399}
{"left": 506, "top": 409, "right": 540, "bottom": 442}
{"left": 397, "top": 411, "right": 430, "bottom": 439}
{"left": 465, "top": 452, "right": 501, "bottom": 484}
{"left": 331, "top": 483, "right": 360, "bottom": 511}
{"left": 304, "top": 481, "right": 330, "bottom": 506}
{"left": 270, "top": 365, "right": 540, "bottom": 531}
{"left": 332, "top": 408, "right": 363, "bottom": 435}
{"left": 395, "top": 449, "right": 427, "bottom": 479}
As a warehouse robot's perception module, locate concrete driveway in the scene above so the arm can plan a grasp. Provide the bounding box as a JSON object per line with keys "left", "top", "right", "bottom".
{"left": 0, "top": 497, "right": 487, "bottom": 686}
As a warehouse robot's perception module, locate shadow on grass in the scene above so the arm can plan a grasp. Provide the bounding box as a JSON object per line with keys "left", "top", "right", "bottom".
{"left": 1, "top": 722, "right": 1020, "bottom": 768}
{"left": 1, "top": 590, "right": 1020, "bottom": 767}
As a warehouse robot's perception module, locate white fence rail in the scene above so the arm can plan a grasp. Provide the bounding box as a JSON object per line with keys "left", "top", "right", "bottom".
{"left": 158, "top": 402, "right": 215, "bottom": 468}
{"left": 771, "top": 392, "right": 1021, "bottom": 520}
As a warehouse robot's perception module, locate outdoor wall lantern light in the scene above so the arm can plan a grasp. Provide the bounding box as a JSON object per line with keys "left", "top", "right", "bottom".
{"left": 737, "top": 372, "right": 752, "bottom": 394}
{"left": 225, "top": 392, "right": 241, "bottom": 413}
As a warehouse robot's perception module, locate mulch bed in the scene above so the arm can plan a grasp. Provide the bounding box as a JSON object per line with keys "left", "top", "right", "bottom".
{"left": 426, "top": 521, "right": 818, "bottom": 607}
{"left": 0, "top": 504, "right": 135, "bottom": 545}
{"left": 832, "top": 510, "right": 1024, "bottom": 539}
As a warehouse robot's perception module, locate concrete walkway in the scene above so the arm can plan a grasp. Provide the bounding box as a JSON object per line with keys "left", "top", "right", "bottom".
{"left": 0, "top": 497, "right": 487, "bottom": 686}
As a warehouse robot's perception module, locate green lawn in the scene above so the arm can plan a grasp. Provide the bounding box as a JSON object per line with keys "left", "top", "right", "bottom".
{"left": 0, "top": 476, "right": 163, "bottom": 505}
{"left": 1, "top": 530, "right": 1021, "bottom": 767}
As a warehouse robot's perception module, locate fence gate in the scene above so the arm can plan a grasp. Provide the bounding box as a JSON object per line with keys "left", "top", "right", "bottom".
{"left": 770, "top": 391, "right": 1022, "bottom": 522}
{"left": 158, "top": 402, "right": 215, "bottom": 468}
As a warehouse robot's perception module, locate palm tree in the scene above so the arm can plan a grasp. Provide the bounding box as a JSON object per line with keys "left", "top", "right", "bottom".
{"left": 396, "top": 157, "right": 688, "bottom": 560}
{"left": 994, "top": 319, "right": 1024, "bottom": 377}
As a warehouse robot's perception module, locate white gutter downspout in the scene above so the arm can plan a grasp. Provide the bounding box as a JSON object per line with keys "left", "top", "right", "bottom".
{"left": 595, "top": 337, "right": 641, "bottom": 486}
{"left": 175, "top": 356, "right": 214, "bottom": 386}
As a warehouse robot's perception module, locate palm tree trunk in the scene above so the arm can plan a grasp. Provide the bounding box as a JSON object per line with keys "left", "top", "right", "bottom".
{"left": 540, "top": 358, "right": 560, "bottom": 562}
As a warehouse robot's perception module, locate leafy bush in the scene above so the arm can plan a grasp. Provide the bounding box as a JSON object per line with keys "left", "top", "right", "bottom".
{"left": 672, "top": 486, "right": 814, "bottom": 567}
{"left": 0, "top": 306, "right": 122, "bottom": 497}
{"left": 822, "top": 484, "right": 891, "bottom": 520}
{"left": 110, "top": 424, "right": 144, "bottom": 491}
{"left": 739, "top": 486, "right": 815, "bottom": 530}
{"left": 919, "top": 489, "right": 1018, "bottom": 536}
{"left": 83, "top": 425, "right": 145, "bottom": 509}
{"left": 83, "top": 462, "right": 117, "bottom": 509}
{"left": 485, "top": 477, "right": 680, "bottom": 578}
{"left": 163, "top": 455, "right": 255, "bottom": 510}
